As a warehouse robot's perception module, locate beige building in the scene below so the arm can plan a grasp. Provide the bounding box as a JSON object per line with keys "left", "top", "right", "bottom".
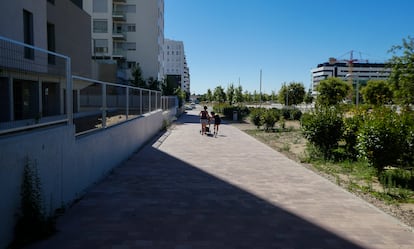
{"left": 0, "top": 0, "right": 92, "bottom": 122}
{"left": 83, "top": 0, "right": 164, "bottom": 84}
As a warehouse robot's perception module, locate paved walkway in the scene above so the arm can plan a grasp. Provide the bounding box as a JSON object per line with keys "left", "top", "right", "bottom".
{"left": 27, "top": 108, "right": 414, "bottom": 249}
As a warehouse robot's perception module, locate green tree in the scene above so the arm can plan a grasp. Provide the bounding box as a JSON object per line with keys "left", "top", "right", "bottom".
{"left": 130, "top": 63, "right": 146, "bottom": 88}
{"left": 253, "top": 90, "right": 261, "bottom": 103}
{"left": 226, "top": 83, "right": 235, "bottom": 105}
{"left": 161, "top": 78, "right": 175, "bottom": 95}
{"left": 243, "top": 90, "right": 252, "bottom": 102}
{"left": 304, "top": 88, "right": 314, "bottom": 105}
{"left": 174, "top": 88, "right": 186, "bottom": 107}
{"left": 234, "top": 85, "right": 244, "bottom": 103}
{"left": 360, "top": 80, "right": 393, "bottom": 105}
{"left": 206, "top": 89, "right": 213, "bottom": 102}
{"left": 388, "top": 36, "right": 414, "bottom": 108}
{"left": 278, "top": 82, "right": 306, "bottom": 106}
{"left": 316, "top": 77, "right": 350, "bottom": 106}
{"left": 213, "top": 86, "right": 226, "bottom": 103}
{"left": 147, "top": 77, "right": 160, "bottom": 91}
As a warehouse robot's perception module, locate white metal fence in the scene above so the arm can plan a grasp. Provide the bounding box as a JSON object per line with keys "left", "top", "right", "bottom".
{"left": 0, "top": 35, "right": 177, "bottom": 136}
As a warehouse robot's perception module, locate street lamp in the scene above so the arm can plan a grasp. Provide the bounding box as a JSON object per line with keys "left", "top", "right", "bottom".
{"left": 346, "top": 74, "right": 359, "bottom": 106}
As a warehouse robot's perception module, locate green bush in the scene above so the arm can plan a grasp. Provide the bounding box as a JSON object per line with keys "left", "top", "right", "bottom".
{"left": 214, "top": 104, "right": 249, "bottom": 121}
{"left": 342, "top": 114, "right": 364, "bottom": 161}
{"left": 263, "top": 108, "right": 281, "bottom": 131}
{"left": 356, "top": 107, "right": 405, "bottom": 174}
{"left": 290, "top": 107, "right": 303, "bottom": 120}
{"left": 11, "top": 158, "right": 56, "bottom": 248}
{"left": 399, "top": 112, "right": 414, "bottom": 169}
{"left": 301, "top": 106, "right": 344, "bottom": 160}
{"left": 249, "top": 107, "right": 265, "bottom": 128}
{"left": 280, "top": 107, "right": 302, "bottom": 120}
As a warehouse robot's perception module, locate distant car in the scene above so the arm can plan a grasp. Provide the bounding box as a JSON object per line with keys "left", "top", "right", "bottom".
{"left": 190, "top": 102, "right": 196, "bottom": 109}
{"left": 184, "top": 105, "right": 192, "bottom": 110}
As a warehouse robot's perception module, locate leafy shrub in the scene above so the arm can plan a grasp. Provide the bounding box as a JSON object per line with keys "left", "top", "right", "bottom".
{"left": 11, "top": 158, "right": 56, "bottom": 248}
{"left": 263, "top": 108, "right": 281, "bottom": 131}
{"left": 342, "top": 114, "right": 364, "bottom": 160}
{"left": 249, "top": 107, "right": 265, "bottom": 128}
{"left": 214, "top": 104, "right": 249, "bottom": 121}
{"left": 301, "top": 106, "right": 344, "bottom": 160}
{"left": 290, "top": 107, "right": 303, "bottom": 120}
{"left": 356, "top": 107, "right": 405, "bottom": 174}
{"left": 280, "top": 107, "right": 302, "bottom": 120}
{"left": 398, "top": 112, "right": 414, "bottom": 169}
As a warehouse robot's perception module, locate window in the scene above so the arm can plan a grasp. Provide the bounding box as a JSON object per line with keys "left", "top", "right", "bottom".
{"left": 124, "top": 5, "right": 136, "bottom": 13}
{"left": 47, "top": 22, "right": 56, "bottom": 64}
{"left": 125, "top": 42, "right": 136, "bottom": 51}
{"left": 93, "top": 0, "right": 107, "bottom": 12}
{"left": 93, "top": 39, "right": 108, "bottom": 53}
{"left": 127, "top": 61, "right": 136, "bottom": 69}
{"left": 93, "top": 19, "right": 107, "bottom": 33}
{"left": 23, "top": 9, "right": 34, "bottom": 60}
{"left": 127, "top": 24, "right": 136, "bottom": 32}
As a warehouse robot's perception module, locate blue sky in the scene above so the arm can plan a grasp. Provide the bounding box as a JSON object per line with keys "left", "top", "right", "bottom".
{"left": 164, "top": 0, "right": 413, "bottom": 95}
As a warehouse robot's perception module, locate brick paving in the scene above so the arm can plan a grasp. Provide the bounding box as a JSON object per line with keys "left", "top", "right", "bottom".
{"left": 26, "top": 108, "right": 414, "bottom": 249}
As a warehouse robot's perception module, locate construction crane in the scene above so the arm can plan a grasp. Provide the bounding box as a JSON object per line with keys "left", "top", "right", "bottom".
{"left": 336, "top": 50, "right": 364, "bottom": 105}
{"left": 345, "top": 50, "right": 358, "bottom": 86}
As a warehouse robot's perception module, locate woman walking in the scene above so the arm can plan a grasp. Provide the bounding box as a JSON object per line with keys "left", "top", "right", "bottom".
{"left": 199, "top": 106, "right": 210, "bottom": 135}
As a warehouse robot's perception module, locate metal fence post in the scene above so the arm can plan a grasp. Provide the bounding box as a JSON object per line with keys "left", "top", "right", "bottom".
{"left": 126, "top": 87, "right": 129, "bottom": 120}
{"left": 66, "top": 57, "right": 73, "bottom": 124}
{"left": 140, "top": 89, "right": 142, "bottom": 115}
{"left": 149, "top": 90, "right": 152, "bottom": 112}
{"left": 102, "top": 83, "right": 107, "bottom": 128}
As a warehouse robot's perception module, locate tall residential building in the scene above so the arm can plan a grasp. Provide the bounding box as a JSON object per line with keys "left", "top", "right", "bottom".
{"left": 83, "top": 0, "right": 164, "bottom": 84}
{"left": 164, "top": 38, "right": 190, "bottom": 93}
{"left": 311, "top": 57, "right": 391, "bottom": 94}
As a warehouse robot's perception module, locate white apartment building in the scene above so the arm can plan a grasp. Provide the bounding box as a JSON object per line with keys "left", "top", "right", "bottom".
{"left": 164, "top": 38, "right": 190, "bottom": 93}
{"left": 83, "top": 0, "right": 164, "bottom": 84}
{"left": 311, "top": 57, "right": 391, "bottom": 94}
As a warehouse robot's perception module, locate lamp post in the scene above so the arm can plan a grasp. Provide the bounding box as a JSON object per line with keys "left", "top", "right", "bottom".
{"left": 346, "top": 73, "right": 359, "bottom": 106}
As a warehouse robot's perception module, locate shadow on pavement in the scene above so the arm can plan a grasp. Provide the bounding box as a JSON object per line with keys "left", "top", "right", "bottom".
{"left": 26, "top": 129, "right": 367, "bottom": 249}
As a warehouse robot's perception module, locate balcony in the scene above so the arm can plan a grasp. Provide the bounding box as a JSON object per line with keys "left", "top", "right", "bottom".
{"left": 112, "top": 30, "right": 126, "bottom": 41}
{"left": 112, "top": 11, "right": 126, "bottom": 22}
{"left": 112, "top": 48, "right": 127, "bottom": 59}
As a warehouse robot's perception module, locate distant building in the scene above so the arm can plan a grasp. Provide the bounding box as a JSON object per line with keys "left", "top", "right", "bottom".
{"left": 0, "top": 0, "right": 92, "bottom": 122}
{"left": 164, "top": 38, "right": 190, "bottom": 93}
{"left": 83, "top": 0, "right": 165, "bottom": 84}
{"left": 311, "top": 57, "right": 391, "bottom": 95}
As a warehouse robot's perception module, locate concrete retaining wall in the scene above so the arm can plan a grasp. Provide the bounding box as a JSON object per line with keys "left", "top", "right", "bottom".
{"left": 0, "top": 109, "right": 169, "bottom": 248}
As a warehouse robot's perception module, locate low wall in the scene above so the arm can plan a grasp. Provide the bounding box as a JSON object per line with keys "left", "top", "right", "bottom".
{"left": 0, "top": 109, "right": 169, "bottom": 249}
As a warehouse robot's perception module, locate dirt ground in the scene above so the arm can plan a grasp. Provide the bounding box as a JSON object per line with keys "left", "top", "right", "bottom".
{"left": 230, "top": 119, "right": 414, "bottom": 229}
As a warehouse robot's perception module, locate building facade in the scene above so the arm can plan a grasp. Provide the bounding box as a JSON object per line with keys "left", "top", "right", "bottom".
{"left": 0, "top": 0, "right": 92, "bottom": 123}
{"left": 164, "top": 38, "right": 190, "bottom": 93}
{"left": 311, "top": 57, "right": 391, "bottom": 94}
{"left": 83, "top": 0, "right": 164, "bottom": 84}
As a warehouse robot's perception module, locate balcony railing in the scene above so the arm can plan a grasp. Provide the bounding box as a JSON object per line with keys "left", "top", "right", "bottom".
{"left": 112, "top": 30, "right": 126, "bottom": 40}
{"left": 112, "top": 47, "right": 127, "bottom": 58}
{"left": 112, "top": 11, "right": 126, "bottom": 22}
